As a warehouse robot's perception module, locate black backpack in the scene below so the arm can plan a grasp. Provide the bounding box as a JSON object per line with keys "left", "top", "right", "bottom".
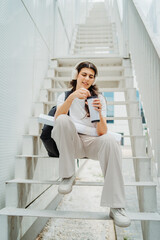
{"left": 40, "top": 90, "right": 73, "bottom": 157}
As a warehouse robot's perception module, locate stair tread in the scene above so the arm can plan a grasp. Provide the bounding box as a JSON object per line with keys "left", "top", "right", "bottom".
{"left": 53, "top": 66, "right": 124, "bottom": 72}
{"left": 0, "top": 207, "right": 160, "bottom": 221}
{"left": 37, "top": 101, "right": 138, "bottom": 105}
{"left": 75, "top": 43, "right": 114, "bottom": 46}
{"left": 6, "top": 179, "right": 157, "bottom": 186}
{"left": 51, "top": 56, "right": 123, "bottom": 61}
{"left": 78, "top": 23, "right": 115, "bottom": 27}
{"left": 49, "top": 76, "right": 124, "bottom": 81}
{"left": 16, "top": 155, "right": 151, "bottom": 159}
{"left": 23, "top": 132, "right": 145, "bottom": 138}
{"left": 45, "top": 87, "right": 135, "bottom": 92}
{"left": 23, "top": 133, "right": 144, "bottom": 137}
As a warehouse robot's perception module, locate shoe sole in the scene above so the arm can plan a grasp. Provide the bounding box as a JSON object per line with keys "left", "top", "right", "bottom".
{"left": 109, "top": 212, "right": 131, "bottom": 228}
{"left": 58, "top": 187, "right": 72, "bottom": 195}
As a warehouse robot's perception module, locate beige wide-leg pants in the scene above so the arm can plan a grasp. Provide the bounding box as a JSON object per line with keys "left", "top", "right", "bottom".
{"left": 52, "top": 114, "right": 125, "bottom": 208}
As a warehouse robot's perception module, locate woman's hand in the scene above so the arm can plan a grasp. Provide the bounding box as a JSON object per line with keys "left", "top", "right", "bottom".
{"left": 70, "top": 88, "right": 91, "bottom": 100}
{"left": 92, "top": 98, "right": 102, "bottom": 114}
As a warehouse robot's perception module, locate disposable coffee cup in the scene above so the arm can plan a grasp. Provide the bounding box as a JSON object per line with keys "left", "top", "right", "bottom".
{"left": 87, "top": 96, "right": 100, "bottom": 123}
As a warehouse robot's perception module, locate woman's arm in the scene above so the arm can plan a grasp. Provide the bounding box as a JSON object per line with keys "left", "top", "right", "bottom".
{"left": 55, "top": 88, "right": 90, "bottom": 119}
{"left": 92, "top": 98, "right": 107, "bottom": 136}
{"left": 96, "top": 115, "right": 107, "bottom": 136}
{"left": 55, "top": 95, "right": 74, "bottom": 119}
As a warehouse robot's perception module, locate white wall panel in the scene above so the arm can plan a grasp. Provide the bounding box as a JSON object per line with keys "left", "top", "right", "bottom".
{"left": 0, "top": 0, "right": 55, "bottom": 209}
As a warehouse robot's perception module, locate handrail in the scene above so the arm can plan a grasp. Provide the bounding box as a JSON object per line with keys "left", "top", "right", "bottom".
{"left": 57, "top": 4, "right": 71, "bottom": 50}
{"left": 21, "top": 0, "right": 50, "bottom": 52}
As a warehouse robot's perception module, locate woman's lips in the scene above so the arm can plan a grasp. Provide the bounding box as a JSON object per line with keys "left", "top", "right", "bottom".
{"left": 82, "top": 82, "right": 88, "bottom": 85}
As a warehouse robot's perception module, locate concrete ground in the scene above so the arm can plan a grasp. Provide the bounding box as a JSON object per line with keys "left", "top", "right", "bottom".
{"left": 36, "top": 145, "right": 159, "bottom": 240}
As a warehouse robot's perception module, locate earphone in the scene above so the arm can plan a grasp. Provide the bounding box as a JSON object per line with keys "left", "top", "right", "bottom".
{"left": 71, "top": 61, "right": 98, "bottom": 85}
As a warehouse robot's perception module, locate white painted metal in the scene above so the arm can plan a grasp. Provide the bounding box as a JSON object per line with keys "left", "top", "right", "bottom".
{"left": 46, "top": 87, "right": 136, "bottom": 93}
{"left": 122, "top": 36, "right": 159, "bottom": 240}
{"left": 121, "top": 0, "right": 160, "bottom": 178}
{"left": 5, "top": 179, "right": 157, "bottom": 187}
{"left": 22, "top": 136, "right": 34, "bottom": 156}
{"left": 29, "top": 118, "right": 41, "bottom": 135}
{"left": 0, "top": 207, "right": 160, "bottom": 221}
{"left": 0, "top": 215, "right": 8, "bottom": 240}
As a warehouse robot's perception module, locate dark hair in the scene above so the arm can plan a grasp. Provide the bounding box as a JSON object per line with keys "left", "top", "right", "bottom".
{"left": 69, "top": 61, "right": 99, "bottom": 117}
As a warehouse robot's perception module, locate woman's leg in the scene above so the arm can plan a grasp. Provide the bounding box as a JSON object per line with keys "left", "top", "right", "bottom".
{"left": 80, "top": 133, "right": 125, "bottom": 208}
{"left": 52, "top": 115, "right": 85, "bottom": 178}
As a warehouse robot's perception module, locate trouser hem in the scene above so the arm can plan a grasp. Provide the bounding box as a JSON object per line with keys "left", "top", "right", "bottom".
{"left": 100, "top": 201, "right": 126, "bottom": 208}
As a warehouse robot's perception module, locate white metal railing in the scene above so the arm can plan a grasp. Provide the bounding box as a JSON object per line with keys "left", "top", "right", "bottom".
{"left": 111, "top": 0, "right": 160, "bottom": 177}
{"left": 21, "top": 0, "right": 51, "bottom": 53}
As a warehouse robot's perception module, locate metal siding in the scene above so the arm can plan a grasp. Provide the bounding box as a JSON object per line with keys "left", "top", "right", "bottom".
{"left": 0, "top": 0, "right": 54, "bottom": 209}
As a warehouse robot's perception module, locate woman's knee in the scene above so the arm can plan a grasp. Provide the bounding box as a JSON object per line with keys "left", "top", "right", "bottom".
{"left": 55, "top": 114, "right": 75, "bottom": 132}
{"left": 100, "top": 133, "right": 117, "bottom": 143}
{"left": 99, "top": 133, "right": 119, "bottom": 149}
{"left": 55, "top": 114, "right": 71, "bottom": 126}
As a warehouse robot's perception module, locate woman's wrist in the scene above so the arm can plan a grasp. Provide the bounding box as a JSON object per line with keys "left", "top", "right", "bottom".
{"left": 67, "top": 93, "right": 76, "bottom": 102}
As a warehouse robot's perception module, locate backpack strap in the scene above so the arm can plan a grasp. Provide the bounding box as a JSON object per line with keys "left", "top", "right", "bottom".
{"left": 64, "top": 90, "right": 73, "bottom": 115}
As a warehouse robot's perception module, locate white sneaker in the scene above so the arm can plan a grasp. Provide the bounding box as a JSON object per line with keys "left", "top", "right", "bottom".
{"left": 109, "top": 208, "right": 131, "bottom": 227}
{"left": 58, "top": 175, "right": 75, "bottom": 194}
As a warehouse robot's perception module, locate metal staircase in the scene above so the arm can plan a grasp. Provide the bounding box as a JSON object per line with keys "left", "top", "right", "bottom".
{"left": 0, "top": 2, "right": 160, "bottom": 240}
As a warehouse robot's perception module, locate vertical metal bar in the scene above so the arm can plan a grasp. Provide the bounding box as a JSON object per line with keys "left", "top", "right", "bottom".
{"left": 0, "top": 215, "right": 8, "bottom": 240}
{"left": 122, "top": 0, "right": 129, "bottom": 58}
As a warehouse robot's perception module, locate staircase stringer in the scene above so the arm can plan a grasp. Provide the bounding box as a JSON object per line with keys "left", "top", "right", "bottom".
{"left": 123, "top": 57, "right": 160, "bottom": 240}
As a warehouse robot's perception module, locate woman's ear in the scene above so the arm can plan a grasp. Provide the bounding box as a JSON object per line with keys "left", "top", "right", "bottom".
{"left": 72, "top": 69, "right": 78, "bottom": 80}
{"left": 92, "top": 76, "right": 97, "bottom": 85}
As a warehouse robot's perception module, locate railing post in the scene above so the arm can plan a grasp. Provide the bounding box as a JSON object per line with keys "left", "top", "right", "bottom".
{"left": 122, "top": 0, "right": 129, "bottom": 58}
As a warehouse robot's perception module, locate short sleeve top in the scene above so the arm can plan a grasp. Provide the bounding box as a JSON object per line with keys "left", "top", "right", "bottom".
{"left": 57, "top": 92, "right": 107, "bottom": 128}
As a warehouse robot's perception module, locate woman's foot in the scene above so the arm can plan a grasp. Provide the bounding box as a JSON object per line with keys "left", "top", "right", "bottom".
{"left": 109, "top": 208, "right": 131, "bottom": 227}
{"left": 58, "top": 175, "right": 76, "bottom": 194}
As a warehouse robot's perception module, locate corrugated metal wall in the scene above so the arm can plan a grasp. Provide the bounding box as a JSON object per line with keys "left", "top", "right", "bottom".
{"left": 0, "top": 0, "right": 56, "bottom": 209}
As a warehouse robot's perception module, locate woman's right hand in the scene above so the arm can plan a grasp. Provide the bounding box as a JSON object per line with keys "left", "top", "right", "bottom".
{"left": 70, "top": 88, "right": 91, "bottom": 100}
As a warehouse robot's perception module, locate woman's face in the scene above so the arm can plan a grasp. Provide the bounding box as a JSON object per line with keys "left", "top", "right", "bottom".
{"left": 76, "top": 68, "right": 95, "bottom": 90}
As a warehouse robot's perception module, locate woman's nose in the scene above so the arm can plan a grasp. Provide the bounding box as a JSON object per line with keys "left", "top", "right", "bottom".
{"left": 84, "top": 75, "right": 90, "bottom": 81}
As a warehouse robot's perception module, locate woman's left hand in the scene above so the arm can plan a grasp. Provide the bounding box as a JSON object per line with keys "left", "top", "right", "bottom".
{"left": 92, "top": 98, "right": 102, "bottom": 113}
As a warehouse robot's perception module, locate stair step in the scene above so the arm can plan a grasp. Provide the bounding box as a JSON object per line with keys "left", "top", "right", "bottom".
{"left": 74, "top": 46, "right": 115, "bottom": 51}
{"left": 78, "top": 29, "right": 113, "bottom": 32}
{"left": 73, "top": 51, "right": 117, "bottom": 56}
{"left": 107, "top": 101, "right": 138, "bottom": 105}
{"left": 23, "top": 133, "right": 144, "bottom": 138}
{"left": 46, "top": 87, "right": 133, "bottom": 93}
{"left": 16, "top": 155, "right": 151, "bottom": 160}
{"left": 0, "top": 207, "right": 160, "bottom": 221}
{"left": 76, "top": 36, "right": 113, "bottom": 40}
{"left": 53, "top": 66, "right": 124, "bottom": 72}
{"left": 107, "top": 117, "right": 141, "bottom": 120}
{"left": 76, "top": 40, "right": 114, "bottom": 44}
{"left": 78, "top": 24, "right": 115, "bottom": 28}
{"left": 38, "top": 101, "right": 137, "bottom": 106}
{"left": 6, "top": 179, "right": 157, "bottom": 187}
{"left": 75, "top": 43, "right": 114, "bottom": 47}
{"left": 77, "top": 34, "right": 113, "bottom": 38}
{"left": 0, "top": 207, "right": 110, "bottom": 220}
{"left": 78, "top": 31, "right": 113, "bottom": 35}
{"left": 78, "top": 23, "right": 115, "bottom": 27}
{"left": 50, "top": 76, "right": 124, "bottom": 82}
{"left": 52, "top": 56, "right": 123, "bottom": 66}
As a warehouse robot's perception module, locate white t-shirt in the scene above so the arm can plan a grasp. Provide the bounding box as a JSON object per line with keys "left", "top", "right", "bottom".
{"left": 57, "top": 92, "right": 106, "bottom": 129}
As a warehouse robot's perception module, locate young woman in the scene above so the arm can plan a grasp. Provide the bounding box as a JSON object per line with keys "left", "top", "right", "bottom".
{"left": 53, "top": 61, "right": 131, "bottom": 227}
